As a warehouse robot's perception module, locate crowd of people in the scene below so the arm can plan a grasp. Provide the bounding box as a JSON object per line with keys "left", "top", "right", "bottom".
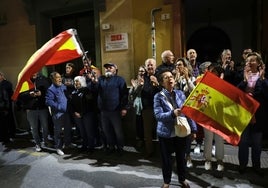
{"left": 0, "top": 48, "right": 267, "bottom": 188}
{"left": 129, "top": 48, "right": 267, "bottom": 188}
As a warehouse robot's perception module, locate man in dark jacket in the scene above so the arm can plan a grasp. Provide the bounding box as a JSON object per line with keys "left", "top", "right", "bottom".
{"left": 0, "top": 83, "right": 10, "bottom": 143}
{"left": 0, "top": 71, "right": 15, "bottom": 142}
{"left": 93, "top": 63, "right": 128, "bottom": 154}
{"left": 18, "top": 72, "right": 51, "bottom": 151}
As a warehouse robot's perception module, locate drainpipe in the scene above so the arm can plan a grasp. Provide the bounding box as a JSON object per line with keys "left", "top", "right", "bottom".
{"left": 151, "top": 8, "right": 162, "bottom": 60}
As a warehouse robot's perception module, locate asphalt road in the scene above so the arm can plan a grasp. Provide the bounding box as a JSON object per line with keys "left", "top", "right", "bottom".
{"left": 0, "top": 134, "right": 268, "bottom": 188}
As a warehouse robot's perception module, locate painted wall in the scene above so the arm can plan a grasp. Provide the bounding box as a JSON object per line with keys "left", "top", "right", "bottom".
{"left": 0, "top": 0, "right": 174, "bottom": 89}
{"left": 99, "top": 0, "right": 134, "bottom": 83}
{"left": 132, "top": 1, "right": 173, "bottom": 74}
{"left": 99, "top": 0, "right": 173, "bottom": 84}
{"left": 0, "top": 0, "right": 36, "bottom": 86}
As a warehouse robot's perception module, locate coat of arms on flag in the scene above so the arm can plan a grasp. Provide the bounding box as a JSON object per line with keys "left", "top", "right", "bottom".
{"left": 181, "top": 72, "right": 260, "bottom": 145}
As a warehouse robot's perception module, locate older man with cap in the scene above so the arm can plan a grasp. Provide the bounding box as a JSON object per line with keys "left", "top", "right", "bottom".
{"left": 92, "top": 62, "right": 128, "bottom": 155}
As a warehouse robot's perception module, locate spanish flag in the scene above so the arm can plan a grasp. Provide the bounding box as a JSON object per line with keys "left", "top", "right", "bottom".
{"left": 12, "top": 28, "right": 83, "bottom": 101}
{"left": 181, "top": 72, "right": 259, "bottom": 145}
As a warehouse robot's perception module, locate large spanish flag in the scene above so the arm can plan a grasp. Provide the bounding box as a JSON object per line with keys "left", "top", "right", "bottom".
{"left": 12, "top": 28, "right": 83, "bottom": 101}
{"left": 181, "top": 72, "right": 260, "bottom": 145}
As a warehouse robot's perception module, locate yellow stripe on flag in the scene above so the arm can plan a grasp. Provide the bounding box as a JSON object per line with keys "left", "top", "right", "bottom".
{"left": 19, "top": 81, "right": 31, "bottom": 93}
{"left": 58, "top": 37, "right": 77, "bottom": 50}
{"left": 184, "top": 82, "right": 253, "bottom": 137}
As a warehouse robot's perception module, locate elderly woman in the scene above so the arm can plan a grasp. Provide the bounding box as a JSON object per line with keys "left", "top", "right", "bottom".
{"left": 71, "top": 76, "right": 97, "bottom": 153}
{"left": 153, "top": 69, "right": 197, "bottom": 188}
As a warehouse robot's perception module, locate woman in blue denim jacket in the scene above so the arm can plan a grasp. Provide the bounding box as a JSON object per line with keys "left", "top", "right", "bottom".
{"left": 154, "top": 69, "right": 197, "bottom": 188}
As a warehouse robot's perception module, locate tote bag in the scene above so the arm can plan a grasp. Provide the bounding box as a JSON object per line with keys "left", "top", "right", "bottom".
{"left": 160, "top": 91, "right": 191, "bottom": 137}
{"left": 175, "top": 116, "right": 191, "bottom": 137}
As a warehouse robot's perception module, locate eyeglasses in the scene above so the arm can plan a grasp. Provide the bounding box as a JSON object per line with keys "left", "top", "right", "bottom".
{"left": 163, "top": 75, "right": 174, "bottom": 80}
{"left": 139, "top": 70, "right": 145, "bottom": 72}
{"left": 176, "top": 63, "right": 183, "bottom": 66}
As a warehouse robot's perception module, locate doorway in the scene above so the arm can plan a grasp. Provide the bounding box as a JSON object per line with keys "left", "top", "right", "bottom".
{"left": 187, "top": 26, "right": 231, "bottom": 63}
{"left": 51, "top": 11, "right": 96, "bottom": 74}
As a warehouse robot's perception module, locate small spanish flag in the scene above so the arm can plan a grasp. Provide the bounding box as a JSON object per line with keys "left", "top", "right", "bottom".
{"left": 181, "top": 72, "right": 260, "bottom": 145}
{"left": 12, "top": 28, "right": 83, "bottom": 101}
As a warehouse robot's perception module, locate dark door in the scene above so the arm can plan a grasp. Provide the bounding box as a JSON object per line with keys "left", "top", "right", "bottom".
{"left": 187, "top": 26, "right": 231, "bottom": 63}
{"left": 51, "top": 11, "right": 95, "bottom": 74}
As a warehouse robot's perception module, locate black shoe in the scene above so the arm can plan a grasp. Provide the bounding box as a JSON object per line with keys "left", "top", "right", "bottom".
{"left": 64, "top": 143, "right": 77, "bottom": 149}
{"left": 88, "top": 148, "right": 95, "bottom": 154}
{"left": 144, "top": 152, "right": 153, "bottom": 159}
{"left": 44, "top": 142, "right": 54, "bottom": 148}
{"left": 79, "top": 146, "right": 88, "bottom": 152}
{"left": 179, "top": 181, "right": 190, "bottom": 188}
{"left": 238, "top": 166, "right": 247, "bottom": 174}
{"left": 253, "top": 167, "right": 264, "bottom": 177}
{"left": 117, "top": 148, "right": 124, "bottom": 156}
{"left": 105, "top": 147, "right": 115, "bottom": 155}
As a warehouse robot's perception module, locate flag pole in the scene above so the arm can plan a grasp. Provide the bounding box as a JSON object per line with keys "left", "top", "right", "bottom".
{"left": 72, "top": 28, "right": 95, "bottom": 76}
{"left": 72, "top": 29, "right": 88, "bottom": 62}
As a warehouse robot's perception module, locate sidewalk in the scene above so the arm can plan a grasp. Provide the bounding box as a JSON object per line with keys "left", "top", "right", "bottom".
{"left": 0, "top": 134, "right": 268, "bottom": 188}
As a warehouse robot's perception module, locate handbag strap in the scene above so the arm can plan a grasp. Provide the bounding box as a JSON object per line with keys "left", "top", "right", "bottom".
{"left": 160, "top": 91, "right": 177, "bottom": 109}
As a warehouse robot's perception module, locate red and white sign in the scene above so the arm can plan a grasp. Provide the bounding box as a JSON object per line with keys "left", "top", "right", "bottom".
{"left": 105, "top": 33, "right": 128, "bottom": 51}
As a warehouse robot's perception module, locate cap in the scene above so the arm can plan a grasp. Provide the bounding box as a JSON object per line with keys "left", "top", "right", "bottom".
{"left": 103, "top": 63, "right": 118, "bottom": 69}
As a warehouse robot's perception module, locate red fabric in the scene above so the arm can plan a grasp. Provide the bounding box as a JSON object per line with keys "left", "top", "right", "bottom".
{"left": 181, "top": 72, "right": 260, "bottom": 145}
{"left": 12, "top": 29, "right": 82, "bottom": 101}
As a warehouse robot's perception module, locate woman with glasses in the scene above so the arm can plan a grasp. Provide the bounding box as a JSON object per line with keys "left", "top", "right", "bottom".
{"left": 154, "top": 69, "right": 196, "bottom": 188}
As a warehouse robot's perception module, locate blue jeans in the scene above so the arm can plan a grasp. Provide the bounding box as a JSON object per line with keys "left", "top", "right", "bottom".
{"left": 52, "top": 112, "right": 72, "bottom": 149}
{"left": 100, "top": 110, "right": 124, "bottom": 149}
{"left": 238, "top": 124, "right": 263, "bottom": 168}
{"left": 26, "top": 109, "right": 49, "bottom": 145}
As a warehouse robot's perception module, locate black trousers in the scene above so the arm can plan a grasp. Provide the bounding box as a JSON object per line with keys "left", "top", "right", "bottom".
{"left": 0, "top": 112, "right": 9, "bottom": 142}
{"left": 158, "top": 136, "right": 188, "bottom": 184}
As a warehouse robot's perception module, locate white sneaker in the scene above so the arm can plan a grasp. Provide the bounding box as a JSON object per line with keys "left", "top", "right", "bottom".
{"left": 35, "top": 145, "right": 41, "bottom": 152}
{"left": 211, "top": 145, "right": 216, "bottom": 156}
{"left": 194, "top": 145, "right": 201, "bottom": 154}
{"left": 217, "top": 163, "right": 224, "bottom": 171}
{"left": 56, "top": 149, "right": 64, "bottom": 156}
{"left": 186, "top": 159, "right": 193, "bottom": 168}
{"left": 204, "top": 161, "right": 212, "bottom": 170}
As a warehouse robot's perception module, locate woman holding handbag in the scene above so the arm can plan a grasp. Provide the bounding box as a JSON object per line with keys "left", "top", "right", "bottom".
{"left": 153, "top": 69, "right": 197, "bottom": 188}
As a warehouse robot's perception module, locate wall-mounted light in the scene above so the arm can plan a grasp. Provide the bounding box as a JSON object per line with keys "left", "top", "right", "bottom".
{"left": 102, "top": 23, "right": 111, "bottom": 30}
{"left": 0, "top": 13, "right": 7, "bottom": 25}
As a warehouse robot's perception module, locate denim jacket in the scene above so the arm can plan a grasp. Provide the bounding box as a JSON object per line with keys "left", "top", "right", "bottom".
{"left": 45, "top": 83, "right": 68, "bottom": 119}
{"left": 154, "top": 88, "right": 197, "bottom": 138}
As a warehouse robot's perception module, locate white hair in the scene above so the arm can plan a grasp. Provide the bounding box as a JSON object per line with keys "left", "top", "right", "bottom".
{"left": 161, "top": 50, "right": 173, "bottom": 62}
{"left": 74, "top": 76, "right": 87, "bottom": 88}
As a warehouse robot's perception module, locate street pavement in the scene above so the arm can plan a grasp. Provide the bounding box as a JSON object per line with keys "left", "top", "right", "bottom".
{"left": 0, "top": 133, "right": 268, "bottom": 188}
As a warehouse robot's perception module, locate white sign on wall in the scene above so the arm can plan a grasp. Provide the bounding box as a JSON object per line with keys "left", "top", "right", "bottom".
{"left": 105, "top": 33, "right": 128, "bottom": 51}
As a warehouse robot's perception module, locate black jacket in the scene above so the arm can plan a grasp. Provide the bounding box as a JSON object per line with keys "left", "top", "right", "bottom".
{"left": 18, "top": 74, "right": 50, "bottom": 110}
